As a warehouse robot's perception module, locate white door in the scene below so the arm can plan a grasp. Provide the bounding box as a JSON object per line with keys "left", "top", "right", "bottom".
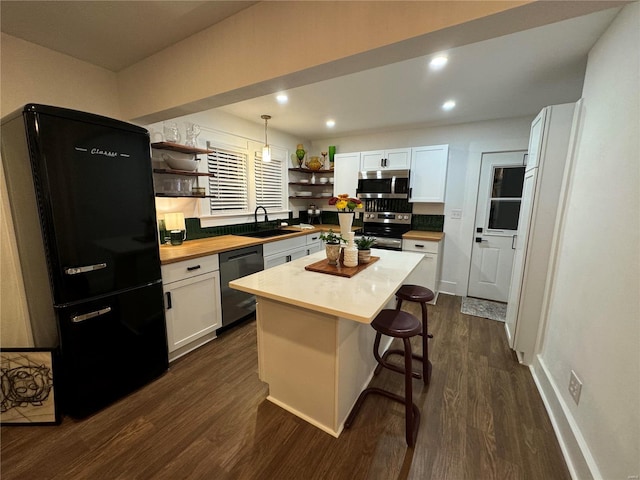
{"left": 468, "top": 151, "right": 526, "bottom": 302}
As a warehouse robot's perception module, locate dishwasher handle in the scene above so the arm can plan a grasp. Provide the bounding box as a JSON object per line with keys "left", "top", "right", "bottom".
{"left": 226, "top": 249, "right": 261, "bottom": 262}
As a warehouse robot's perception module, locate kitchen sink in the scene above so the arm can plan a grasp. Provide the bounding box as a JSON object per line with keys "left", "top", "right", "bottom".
{"left": 237, "top": 229, "right": 294, "bottom": 238}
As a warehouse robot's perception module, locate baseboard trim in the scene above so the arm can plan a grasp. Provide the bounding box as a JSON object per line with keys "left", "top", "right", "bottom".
{"left": 530, "top": 356, "right": 601, "bottom": 480}
{"left": 438, "top": 280, "right": 457, "bottom": 297}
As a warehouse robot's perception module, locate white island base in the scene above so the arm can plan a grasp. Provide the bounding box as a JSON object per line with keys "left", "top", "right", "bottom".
{"left": 229, "top": 249, "right": 423, "bottom": 437}
{"left": 257, "top": 296, "right": 395, "bottom": 437}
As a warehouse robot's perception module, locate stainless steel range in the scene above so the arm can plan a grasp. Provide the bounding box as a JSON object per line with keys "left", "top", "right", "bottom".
{"left": 359, "top": 211, "right": 412, "bottom": 251}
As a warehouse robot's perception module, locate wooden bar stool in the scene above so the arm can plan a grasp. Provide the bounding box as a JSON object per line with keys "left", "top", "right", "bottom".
{"left": 375, "top": 285, "right": 435, "bottom": 384}
{"left": 345, "top": 309, "right": 422, "bottom": 447}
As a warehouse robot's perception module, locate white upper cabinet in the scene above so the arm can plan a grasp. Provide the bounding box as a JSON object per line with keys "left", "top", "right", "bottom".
{"left": 333, "top": 152, "right": 360, "bottom": 196}
{"left": 360, "top": 148, "right": 411, "bottom": 171}
{"left": 409, "top": 144, "right": 449, "bottom": 203}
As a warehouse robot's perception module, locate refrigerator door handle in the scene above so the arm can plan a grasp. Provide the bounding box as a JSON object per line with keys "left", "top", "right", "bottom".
{"left": 71, "top": 306, "right": 112, "bottom": 323}
{"left": 65, "top": 263, "right": 107, "bottom": 275}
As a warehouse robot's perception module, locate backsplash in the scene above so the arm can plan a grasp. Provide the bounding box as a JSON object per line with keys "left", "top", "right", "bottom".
{"left": 183, "top": 215, "right": 295, "bottom": 240}
{"left": 159, "top": 211, "right": 443, "bottom": 243}
{"left": 412, "top": 214, "right": 444, "bottom": 232}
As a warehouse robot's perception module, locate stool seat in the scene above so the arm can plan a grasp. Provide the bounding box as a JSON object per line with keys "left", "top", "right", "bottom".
{"left": 395, "top": 284, "right": 435, "bottom": 303}
{"left": 372, "top": 310, "right": 421, "bottom": 338}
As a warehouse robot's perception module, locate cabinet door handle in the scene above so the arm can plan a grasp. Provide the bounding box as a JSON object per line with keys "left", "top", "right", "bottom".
{"left": 414, "top": 244, "right": 425, "bottom": 248}
{"left": 187, "top": 265, "right": 201, "bottom": 271}
{"left": 166, "top": 292, "right": 172, "bottom": 309}
{"left": 286, "top": 255, "right": 292, "bottom": 262}
{"left": 409, "top": 187, "right": 412, "bottom": 199}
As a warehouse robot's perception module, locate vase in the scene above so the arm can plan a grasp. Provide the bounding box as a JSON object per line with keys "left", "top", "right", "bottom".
{"left": 325, "top": 243, "right": 341, "bottom": 265}
{"left": 343, "top": 232, "right": 358, "bottom": 267}
{"left": 358, "top": 249, "right": 372, "bottom": 264}
{"left": 338, "top": 211, "right": 354, "bottom": 239}
{"left": 295, "top": 144, "right": 306, "bottom": 168}
{"left": 328, "top": 146, "right": 336, "bottom": 170}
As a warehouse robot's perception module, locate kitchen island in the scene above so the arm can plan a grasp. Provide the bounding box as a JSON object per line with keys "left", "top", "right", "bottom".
{"left": 229, "top": 249, "right": 423, "bottom": 437}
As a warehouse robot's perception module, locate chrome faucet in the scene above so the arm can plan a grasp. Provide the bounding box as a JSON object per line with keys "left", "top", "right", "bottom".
{"left": 254, "top": 206, "right": 269, "bottom": 227}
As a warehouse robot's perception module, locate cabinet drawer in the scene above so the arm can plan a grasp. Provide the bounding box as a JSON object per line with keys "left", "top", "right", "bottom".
{"left": 306, "top": 232, "right": 321, "bottom": 245}
{"left": 402, "top": 239, "right": 439, "bottom": 254}
{"left": 161, "top": 254, "right": 219, "bottom": 284}
{"left": 263, "top": 236, "right": 307, "bottom": 256}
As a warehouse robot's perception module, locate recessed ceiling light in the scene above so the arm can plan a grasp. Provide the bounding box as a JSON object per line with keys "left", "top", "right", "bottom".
{"left": 326, "top": 119, "right": 336, "bottom": 128}
{"left": 442, "top": 100, "right": 456, "bottom": 111}
{"left": 429, "top": 55, "right": 448, "bottom": 70}
{"left": 276, "top": 94, "right": 288, "bottom": 104}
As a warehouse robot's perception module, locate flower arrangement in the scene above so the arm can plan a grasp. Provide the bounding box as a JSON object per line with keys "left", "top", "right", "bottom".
{"left": 319, "top": 229, "right": 345, "bottom": 245}
{"left": 354, "top": 236, "right": 376, "bottom": 250}
{"left": 328, "top": 193, "right": 363, "bottom": 212}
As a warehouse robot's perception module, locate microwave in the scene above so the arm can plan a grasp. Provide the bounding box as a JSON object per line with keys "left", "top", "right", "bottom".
{"left": 357, "top": 169, "right": 410, "bottom": 199}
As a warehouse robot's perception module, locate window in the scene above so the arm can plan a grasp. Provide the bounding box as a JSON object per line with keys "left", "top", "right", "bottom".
{"left": 207, "top": 144, "right": 248, "bottom": 213}
{"left": 204, "top": 137, "right": 287, "bottom": 217}
{"left": 254, "top": 150, "right": 285, "bottom": 211}
{"left": 487, "top": 166, "right": 525, "bottom": 230}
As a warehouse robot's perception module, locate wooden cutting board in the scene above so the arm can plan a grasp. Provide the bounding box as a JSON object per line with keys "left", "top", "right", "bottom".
{"left": 304, "top": 256, "right": 380, "bottom": 278}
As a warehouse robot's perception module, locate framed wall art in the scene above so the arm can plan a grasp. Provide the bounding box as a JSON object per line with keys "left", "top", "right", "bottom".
{"left": 0, "top": 348, "right": 61, "bottom": 425}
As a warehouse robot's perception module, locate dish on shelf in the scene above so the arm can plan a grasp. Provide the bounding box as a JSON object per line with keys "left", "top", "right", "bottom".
{"left": 329, "top": 177, "right": 334, "bottom": 184}
{"left": 298, "top": 179, "right": 309, "bottom": 183}
{"left": 296, "top": 191, "right": 312, "bottom": 197}
{"left": 320, "top": 192, "right": 332, "bottom": 197}
{"left": 161, "top": 152, "right": 199, "bottom": 171}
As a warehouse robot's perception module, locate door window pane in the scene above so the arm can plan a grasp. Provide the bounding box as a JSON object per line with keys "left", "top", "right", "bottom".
{"left": 489, "top": 200, "right": 521, "bottom": 230}
{"left": 492, "top": 167, "right": 525, "bottom": 197}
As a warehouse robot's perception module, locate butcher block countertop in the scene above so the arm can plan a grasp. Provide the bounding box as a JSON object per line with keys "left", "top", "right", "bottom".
{"left": 159, "top": 224, "right": 351, "bottom": 265}
{"left": 402, "top": 230, "right": 444, "bottom": 242}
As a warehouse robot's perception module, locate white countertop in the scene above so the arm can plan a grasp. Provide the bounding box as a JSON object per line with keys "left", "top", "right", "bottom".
{"left": 229, "top": 249, "right": 423, "bottom": 324}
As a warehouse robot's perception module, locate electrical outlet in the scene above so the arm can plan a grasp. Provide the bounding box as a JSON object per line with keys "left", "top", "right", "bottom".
{"left": 568, "top": 370, "right": 582, "bottom": 405}
{"left": 451, "top": 209, "right": 462, "bottom": 219}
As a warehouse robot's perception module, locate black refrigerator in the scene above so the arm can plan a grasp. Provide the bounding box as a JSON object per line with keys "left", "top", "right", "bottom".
{"left": 1, "top": 104, "right": 168, "bottom": 418}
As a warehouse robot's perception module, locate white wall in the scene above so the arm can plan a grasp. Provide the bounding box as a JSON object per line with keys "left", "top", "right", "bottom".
{"left": 1, "top": 34, "right": 123, "bottom": 347}
{"left": 535, "top": 4, "right": 639, "bottom": 479}
{"left": 311, "top": 116, "right": 534, "bottom": 296}
{"left": 146, "top": 109, "right": 309, "bottom": 226}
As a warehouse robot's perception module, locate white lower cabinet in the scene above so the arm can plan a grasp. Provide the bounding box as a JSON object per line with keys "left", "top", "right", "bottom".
{"left": 402, "top": 239, "right": 442, "bottom": 304}
{"left": 306, "top": 232, "right": 322, "bottom": 255}
{"left": 161, "top": 254, "right": 222, "bottom": 362}
{"left": 263, "top": 233, "right": 322, "bottom": 269}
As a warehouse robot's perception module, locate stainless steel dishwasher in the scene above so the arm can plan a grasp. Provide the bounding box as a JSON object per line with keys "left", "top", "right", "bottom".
{"left": 219, "top": 245, "right": 264, "bottom": 328}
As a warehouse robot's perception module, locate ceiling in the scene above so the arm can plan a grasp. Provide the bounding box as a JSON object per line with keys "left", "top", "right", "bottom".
{"left": 0, "top": 2, "right": 621, "bottom": 140}
{"left": 0, "top": 1, "right": 258, "bottom": 71}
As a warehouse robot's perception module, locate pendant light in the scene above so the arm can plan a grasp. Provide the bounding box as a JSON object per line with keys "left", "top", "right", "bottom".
{"left": 261, "top": 114, "right": 271, "bottom": 162}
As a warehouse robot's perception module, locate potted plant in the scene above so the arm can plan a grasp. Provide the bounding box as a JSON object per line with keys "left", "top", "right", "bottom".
{"left": 354, "top": 236, "right": 376, "bottom": 264}
{"left": 319, "top": 229, "right": 345, "bottom": 265}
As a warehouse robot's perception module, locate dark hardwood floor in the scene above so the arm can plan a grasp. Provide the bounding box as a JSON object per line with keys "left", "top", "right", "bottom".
{"left": 1, "top": 294, "right": 570, "bottom": 480}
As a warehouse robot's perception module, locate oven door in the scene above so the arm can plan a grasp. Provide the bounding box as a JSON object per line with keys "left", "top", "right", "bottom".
{"left": 371, "top": 237, "right": 403, "bottom": 251}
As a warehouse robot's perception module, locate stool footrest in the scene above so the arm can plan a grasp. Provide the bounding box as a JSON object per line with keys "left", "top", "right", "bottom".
{"left": 344, "top": 386, "right": 420, "bottom": 447}
{"left": 374, "top": 349, "right": 423, "bottom": 379}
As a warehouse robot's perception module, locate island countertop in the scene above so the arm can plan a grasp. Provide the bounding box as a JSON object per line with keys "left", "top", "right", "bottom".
{"left": 229, "top": 248, "right": 423, "bottom": 324}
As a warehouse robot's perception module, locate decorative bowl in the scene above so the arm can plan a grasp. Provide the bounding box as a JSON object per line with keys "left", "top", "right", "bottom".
{"left": 162, "top": 152, "right": 199, "bottom": 171}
